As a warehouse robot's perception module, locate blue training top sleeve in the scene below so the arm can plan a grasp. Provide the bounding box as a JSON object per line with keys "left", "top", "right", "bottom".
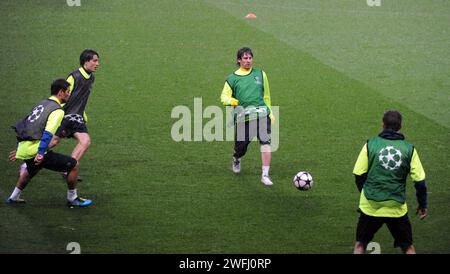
{"left": 37, "top": 130, "right": 53, "bottom": 156}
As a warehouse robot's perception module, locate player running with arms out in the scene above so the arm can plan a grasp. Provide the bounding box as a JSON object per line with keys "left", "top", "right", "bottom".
{"left": 221, "top": 47, "right": 275, "bottom": 186}
{"left": 352, "top": 110, "right": 428, "bottom": 254}
{"left": 7, "top": 79, "right": 92, "bottom": 207}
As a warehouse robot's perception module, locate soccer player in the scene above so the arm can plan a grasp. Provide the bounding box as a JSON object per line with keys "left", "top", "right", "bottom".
{"left": 51, "top": 49, "right": 100, "bottom": 181}
{"left": 7, "top": 79, "right": 92, "bottom": 207}
{"left": 352, "top": 110, "right": 428, "bottom": 254}
{"left": 220, "top": 47, "right": 275, "bottom": 186}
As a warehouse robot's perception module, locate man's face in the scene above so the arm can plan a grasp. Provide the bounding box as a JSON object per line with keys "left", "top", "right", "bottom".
{"left": 238, "top": 53, "right": 253, "bottom": 69}
{"left": 84, "top": 55, "right": 99, "bottom": 72}
{"left": 60, "top": 88, "right": 71, "bottom": 103}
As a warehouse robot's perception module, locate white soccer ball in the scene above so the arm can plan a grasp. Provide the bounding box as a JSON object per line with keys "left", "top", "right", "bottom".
{"left": 293, "top": 171, "right": 313, "bottom": 191}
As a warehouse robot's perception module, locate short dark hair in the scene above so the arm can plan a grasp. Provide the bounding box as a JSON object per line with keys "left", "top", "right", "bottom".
{"left": 383, "top": 110, "right": 402, "bottom": 131}
{"left": 80, "top": 49, "right": 99, "bottom": 66}
{"left": 51, "top": 79, "right": 70, "bottom": 95}
{"left": 236, "top": 47, "right": 253, "bottom": 66}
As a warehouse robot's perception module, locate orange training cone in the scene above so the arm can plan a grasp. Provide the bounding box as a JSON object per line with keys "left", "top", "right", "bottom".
{"left": 245, "top": 13, "right": 257, "bottom": 19}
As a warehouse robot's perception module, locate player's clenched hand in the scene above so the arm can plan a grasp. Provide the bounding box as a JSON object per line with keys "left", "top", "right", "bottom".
{"left": 416, "top": 207, "right": 428, "bottom": 220}
{"left": 270, "top": 115, "right": 276, "bottom": 124}
{"left": 8, "top": 150, "right": 17, "bottom": 161}
{"left": 34, "top": 154, "right": 44, "bottom": 165}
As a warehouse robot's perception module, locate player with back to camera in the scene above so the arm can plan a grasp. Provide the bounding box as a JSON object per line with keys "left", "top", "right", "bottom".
{"left": 352, "top": 110, "right": 428, "bottom": 254}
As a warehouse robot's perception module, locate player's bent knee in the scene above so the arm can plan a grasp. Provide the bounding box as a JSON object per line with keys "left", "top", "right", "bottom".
{"left": 66, "top": 158, "right": 79, "bottom": 171}
{"left": 260, "top": 144, "right": 271, "bottom": 153}
{"left": 77, "top": 135, "right": 91, "bottom": 148}
{"left": 82, "top": 139, "right": 91, "bottom": 149}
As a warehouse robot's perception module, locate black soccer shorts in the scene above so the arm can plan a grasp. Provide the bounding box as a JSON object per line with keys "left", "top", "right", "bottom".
{"left": 356, "top": 211, "right": 413, "bottom": 249}
{"left": 56, "top": 114, "right": 88, "bottom": 138}
{"left": 24, "top": 151, "right": 77, "bottom": 177}
{"left": 233, "top": 116, "right": 271, "bottom": 159}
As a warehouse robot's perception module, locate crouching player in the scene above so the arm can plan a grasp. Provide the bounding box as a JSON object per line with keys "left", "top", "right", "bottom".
{"left": 7, "top": 79, "right": 92, "bottom": 207}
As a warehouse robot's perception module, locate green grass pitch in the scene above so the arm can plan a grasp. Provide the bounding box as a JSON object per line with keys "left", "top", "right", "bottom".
{"left": 0, "top": 0, "right": 449, "bottom": 254}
